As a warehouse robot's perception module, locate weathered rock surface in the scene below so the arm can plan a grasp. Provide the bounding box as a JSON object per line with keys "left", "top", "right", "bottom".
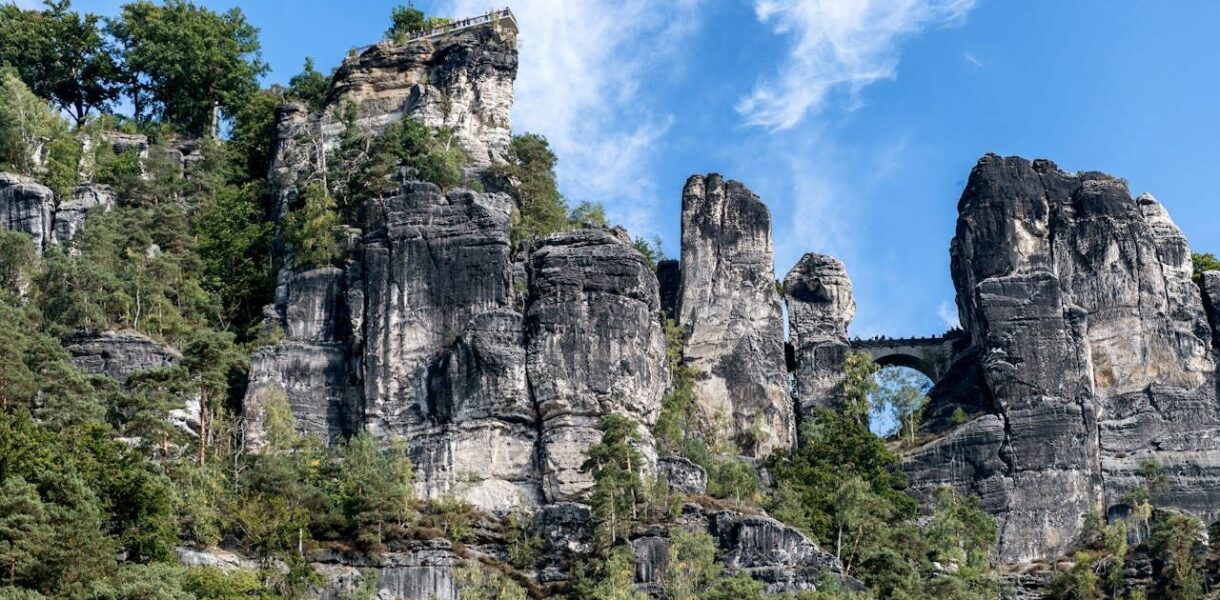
{"left": 64, "top": 329, "right": 182, "bottom": 384}
{"left": 358, "top": 183, "right": 515, "bottom": 438}
{"left": 0, "top": 173, "right": 53, "bottom": 251}
{"left": 658, "top": 456, "right": 708, "bottom": 496}
{"left": 51, "top": 184, "right": 113, "bottom": 246}
{"left": 244, "top": 267, "right": 358, "bottom": 446}
{"left": 527, "top": 228, "right": 668, "bottom": 501}
{"left": 677, "top": 174, "right": 792, "bottom": 456}
{"left": 268, "top": 22, "right": 517, "bottom": 224}
{"left": 784, "top": 253, "right": 856, "bottom": 415}
{"left": 705, "top": 510, "right": 854, "bottom": 594}
{"left": 1201, "top": 271, "right": 1220, "bottom": 348}
{"left": 905, "top": 154, "right": 1220, "bottom": 562}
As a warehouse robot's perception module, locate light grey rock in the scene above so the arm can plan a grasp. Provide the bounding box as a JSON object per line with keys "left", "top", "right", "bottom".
{"left": 527, "top": 229, "right": 668, "bottom": 502}
{"left": 678, "top": 174, "right": 792, "bottom": 456}
{"left": 51, "top": 184, "right": 113, "bottom": 246}
{"left": 705, "top": 511, "right": 854, "bottom": 594}
{"left": 176, "top": 547, "right": 258, "bottom": 573}
{"left": 906, "top": 154, "right": 1220, "bottom": 562}
{"left": 784, "top": 253, "right": 855, "bottom": 415}
{"left": 244, "top": 267, "right": 358, "bottom": 446}
{"left": 63, "top": 329, "right": 182, "bottom": 384}
{"left": 411, "top": 309, "right": 541, "bottom": 512}
{"left": 657, "top": 456, "right": 707, "bottom": 496}
{"left": 358, "top": 183, "right": 515, "bottom": 439}
{"left": 0, "top": 172, "right": 53, "bottom": 252}
{"left": 308, "top": 542, "right": 462, "bottom": 600}
{"left": 1201, "top": 271, "right": 1220, "bottom": 349}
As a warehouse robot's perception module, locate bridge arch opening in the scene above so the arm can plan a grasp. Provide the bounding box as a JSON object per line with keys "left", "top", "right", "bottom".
{"left": 871, "top": 353, "right": 938, "bottom": 382}
{"left": 868, "top": 365, "right": 934, "bottom": 439}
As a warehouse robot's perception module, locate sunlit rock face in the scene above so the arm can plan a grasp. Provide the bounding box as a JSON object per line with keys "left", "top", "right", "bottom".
{"left": 784, "top": 253, "right": 855, "bottom": 415}
{"left": 677, "top": 173, "right": 793, "bottom": 456}
{"left": 526, "top": 228, "right": 668, "bottom": 502}
{"left": 905, "top": 154, "right": 1220, "bottom": 562}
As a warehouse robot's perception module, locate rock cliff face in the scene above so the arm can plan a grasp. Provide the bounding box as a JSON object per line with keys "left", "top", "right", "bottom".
{"left": 784, "top": 253, "right": 855, "bottom": 416}
{"left": 526, "top": 228, "right": 668, "bottom": 501}
{"left": 677, "top": 174, "right": 793, "bottom": 456}
{"left": 267, "top": 22, "right": 517, "bottom": 224}
{"left": 0, "top": 173, "right": 53, "bottom": 251}
{"left": 0, "top": 174, "right": 114, "bottom": 252}
{"left": 905, "top": 155, "right": 1220, "bottom": 561}
{"left": 64, "top": 329, "right": 182, "bottom": 384}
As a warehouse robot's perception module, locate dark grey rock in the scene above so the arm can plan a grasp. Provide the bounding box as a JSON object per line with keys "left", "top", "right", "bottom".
{"left": 784, "top": 253, "right": 855, "bottom": 415}
{"left": 0, "top": 172, "right": 52, "bottom": 251}
{"left": 677, "top": 174, "right": 792, "bottom": 456}
{"left": 51, "top": 184, "right": 113, "bottom": 247}
{"left": 527, "top": 228, "right": 668, "bottom": 501}
{"left": 706, "top": 511, "right": 853, "bottom": 594}
{"left": 906, "top": 154, "right": 1220, "bottom": 562}
{"left": 64, "top": 329, "right": 182, "bottom": 384}
{"left": 657, "top": 456, "right": 707, "bottom": 496}
{"left": 1201, "top": 271, "right": 1220, "bottom": 349}
{"left": 656, "top": 259, "right": 680, "bottom": 318}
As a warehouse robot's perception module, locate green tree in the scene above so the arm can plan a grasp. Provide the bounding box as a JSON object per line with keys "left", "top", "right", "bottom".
{"left": 664, "top": 527, "right": 720, "bottom": 600}
{"left": 327, "top": 434, "right": 415, "bottom": 550}
{"left": 386, "top": 6, "right": 450, "bottom": 42}
{"left": 1191, "top": 252, "right": 1220, "bottom": 282}
{"left": 631, "top": 236, "right": 666, "bottom": 271}
{"left": 1149, "top": 512, "right": 1204, "bottom": 600}
{"left": 871, "top": 366, "right": 930, "bottom": 444}
{"left": 123, "top": 366, "right": 191, "bottom": 457}
{"left": 0, "top": 68, "right": 75, "bottom": 183}
{"left": 0, "top": 477, "right": 52, "bottom": 587}
{"left": 581, "top": 415, "right": 645, "bottom": 550}
{"left": 494, "top": 133, "right": 568, "bottom": 243}
{"left": 286, "top": 57, "right": 329, "bottom": 111}
{"left": 585, "top": 547, "right": 648, "bottom": 600}
{"left": 453, "top": 562, "right": 528, "bottom": 600}
{"left": 286, "top": 180, "right": 341, "bottom": 268}
{"left": 109, "top": 0, "right": 268, "bottom": 136}
{"left": 0, "top": 1, "right": 120, "bottom": 126}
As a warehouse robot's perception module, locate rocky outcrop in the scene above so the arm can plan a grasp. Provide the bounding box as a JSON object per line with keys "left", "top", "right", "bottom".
{"left": 677, "top": 174, "right": 792, "bottom": 456}
{"left": 268, "top": 21, "right": 517, "bottom": 224}
{"left": 784, "top": 253, "right": 855, "bottom": 415}
{"left": 527, "top": 228, "right": 668, "bottom": 501}
{"left": 64, "top": 329, "right": 182, "bottom": 384}
{"left": 705, "top": 511, "right": 854, "bottom": 593}
{"left": 357, "top": 183, "right": 515, "bottom": 438}
{"left": 244, "top": 267, "right": 358, "bottom": 446}
{"left": 1201, "top": 271, "right": 1220, "bottom": 348}
{"left": 658, "top": 456, "right": 707, "bottom": 496}
{"left": 905, "top": 155, "right": 1220, "bottom": 562}
{"left": 0, "top": 173, "right": 53, "bottom": 251}
{"left": 51, "top": 184, "right": 113, "bottom": 246}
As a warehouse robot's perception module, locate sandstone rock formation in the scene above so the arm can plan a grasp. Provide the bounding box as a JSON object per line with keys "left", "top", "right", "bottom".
{"left": 267, "top": 21, "right": 517, "bottom": 225}
{"left": 0, "top": 173, "right": 53, "bottom": 251}
{"left": 527, "top": 228, "right": 668, "bottom": 501}
{"left": 677, "top": 174, "right": 792, "bottom": 456}
{"left": 64, "top": 329, "right": 182, "bottom": 384}
{"left": 905, "top": 155, "right": 1220, "bottom": 561}
{"left": 784, "top": 253, "right": 856, "bottom": 415}
{"left": 52, "top": 184, "right": 114, "bottom": 246}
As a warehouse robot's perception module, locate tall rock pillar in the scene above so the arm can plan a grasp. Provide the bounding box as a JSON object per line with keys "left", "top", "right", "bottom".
{"left": 784, "top": 253, "right": 856, "bottom": 415}
{"left": 677, "top": 174, "right": 793, "bottom": 456}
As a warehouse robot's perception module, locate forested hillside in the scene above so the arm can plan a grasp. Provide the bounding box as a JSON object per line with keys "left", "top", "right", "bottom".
{"left": 2, "top": 2, "right": 1219, "bottom": 600}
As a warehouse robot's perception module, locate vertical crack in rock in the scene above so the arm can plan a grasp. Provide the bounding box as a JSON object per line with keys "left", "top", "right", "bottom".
{"left": 677, "top": 174, "right": 793, "bottom": 456}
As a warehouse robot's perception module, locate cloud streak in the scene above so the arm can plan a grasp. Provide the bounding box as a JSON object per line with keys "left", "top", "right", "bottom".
{"left": 441, "top": 0, "right": 702, "bottom": 238}
{"left": 738, "top": 0, "right": 975, "bottom": 131}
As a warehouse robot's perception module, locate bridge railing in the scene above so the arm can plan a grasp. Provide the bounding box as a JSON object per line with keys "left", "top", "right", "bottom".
{"left": 351, "top": 8, "right": 517, "bottom": 56}
{"left": 849, "top": 328, "right": 965, "bottom": 347}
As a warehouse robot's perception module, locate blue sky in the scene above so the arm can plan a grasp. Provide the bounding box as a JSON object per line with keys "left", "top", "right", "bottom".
{"left": 45, "top": 0, "right": 1220, "bottom": 338}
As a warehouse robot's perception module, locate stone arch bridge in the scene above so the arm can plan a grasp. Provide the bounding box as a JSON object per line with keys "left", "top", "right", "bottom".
{"left": 849, "top": 330, "right": 965, "bottom": 382}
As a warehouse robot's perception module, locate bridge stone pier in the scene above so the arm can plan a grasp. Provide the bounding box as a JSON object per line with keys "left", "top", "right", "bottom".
{"left": 849, "top": 330, "right": 965, "bottom": 382}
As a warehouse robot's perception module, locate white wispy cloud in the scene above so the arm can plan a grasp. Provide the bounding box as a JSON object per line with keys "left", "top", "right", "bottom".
{"left": 441, "top": 0, "right": 702, "bottom": 239}
{"left": 738, "top": 0, "right": 976, "bottom": 131}
{"left": 963, "top": 51, "right": 983, "bottom": 67}
{"left": 938, "top": 299, "right": 960, "bottom": 328}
